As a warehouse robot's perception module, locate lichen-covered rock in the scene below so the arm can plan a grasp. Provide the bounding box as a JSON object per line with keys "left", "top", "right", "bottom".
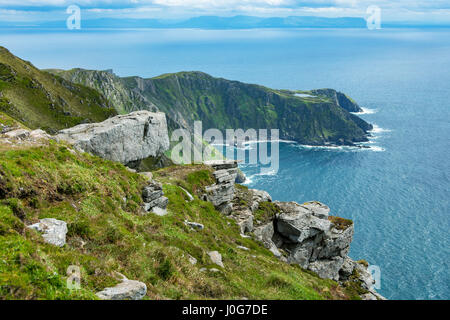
{"left": 276, "top": 201, "right": 331, "bottom": 243}
{"left": 308, "top": 257, "right": 345, "bottom": 281}
{"left": 142, "top": 179, "right": 168, "bottom": 215}
{"left": 56, "top": 111, "right": 169, "bottom": 165}
{"left": 207, "top": 251, "right": 224, "bottom": 268}
{"left": 27, "top": 218, "right": 68, "bottom": 247}
{"left": 249, "top": 189, "right": 272, "bottom": 212}
{"left": 185, "top": 220, "right": 204, "bottom": 231}
{"left": 4, "top": 128, "right": 30, "bottom": 139}
{"left": 96, "top": 274, "right": 147, "bottom": 300}
{"left": 253, "top": 222, "right": 282, "bottom": 258}
{"left": 204, "top": 160, "right": 239, "bottom": 214}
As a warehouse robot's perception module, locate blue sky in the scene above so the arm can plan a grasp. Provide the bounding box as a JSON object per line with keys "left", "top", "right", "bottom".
{"left": 1, "top": 0, "right": 449, "bottom": 23}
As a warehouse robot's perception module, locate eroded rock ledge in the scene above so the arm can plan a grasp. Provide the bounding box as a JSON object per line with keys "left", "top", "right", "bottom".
{"left": 204, "top": 160, "right": 385, "bottom": 300}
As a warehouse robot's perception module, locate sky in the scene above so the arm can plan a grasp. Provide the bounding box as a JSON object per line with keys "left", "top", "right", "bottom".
{"left": 0, "top": 0, "right": 449, "bottom": 24}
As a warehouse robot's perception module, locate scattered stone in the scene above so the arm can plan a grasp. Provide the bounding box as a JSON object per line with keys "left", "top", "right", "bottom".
{"left": 187, "top": 255, "right": 197, "bottom": 265}
{"left": 204, "top": 160, "right": 238, "bottom": 214}
{"left": 152, "top": 207, "right": 168, "bottom": 216}
{"left": 249, "top": 189, "right": 272, "bottom": 212}
{"left": 29, "top": 129, "right": 51, "bottom": 141}
{"left": 56, "top": 111, "right": 170, "bottom": 165}
{"left": 237, "top": 245, "right": 250, "bottom": 251}
{"left": 142, "top": 179, "right": 168, "bottom": 215}
{"left": 209, "top": 268, "right": 220, "bottom": 273}
{"left": 180, "top": 187, "right": 194, "bottom": 202}
{"left": 185, "top": 220, "right": 204, "bottom": 231}
{"left": 207, "top": 251, "right": 224, "bottom": 268}
{"left": 5, "top": 128, "right": 30, "bottom": 139}
{"left": 139, "top": 172, "right": 153, "bottom": 181}
{"left": 27, "top": 218, "right": 68, "bottom": 247}
{"left": 96, "top": 273, "right": 147, "bottom": 300}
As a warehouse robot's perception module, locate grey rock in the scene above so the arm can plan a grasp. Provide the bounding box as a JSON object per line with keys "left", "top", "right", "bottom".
{"left": 187, "top": 255, "right": 197, "bottom": 265}
{"left": 237, "top": 245, "right": 250, "bottom": 251}
{"left": 236, "top": 209, "right": 254, "bottom": 234}
{"left": 180, "top": 187, "right": 194, "bottom": 201}
{"left": 29, "top": 129, "right": 51, "bottom": 141}
{"left": 249, "top": 189, "right": 272, "bottom": 212}
{"left": 204, "top": 160, "right": 239, "bottom": 214}
{"left": 308, "top": 257, "right": 344, "bottom": 281}
{"left": 5, "top": 129, "right": 30, "bottom": 139}
{"left": 139, "top": 172, "right": 153, "bottom": 181}
{"left": 143, "top": 188, "right": 163, "bottom": 203}
{"left": 27, "top": 218, "right": 68, "bottom": 247}
{"left": 276, "top": 201, "right": 330, "bottom": 243}
{"left": 96, "top": 274, "right": 147, "bottom": 300}
{"left": 339, "top": 257, "right": 356, "bottom": 280}
{"left": 185, "top": 220, "right": 204, "bottom": 231}
{"left": 207, "top": 251, "right": 224, "bottom": 268}
{"left": 302, "top": 201, "right": 330, "bottom": 219}
{"left": 235, "top": 169, "right": 247, "bottom": 184}
{"left": 56, "top": 111, "right": 169, "bottom": 165}
{"left": 152, "top": 207, "right": 168, "bottom": 216}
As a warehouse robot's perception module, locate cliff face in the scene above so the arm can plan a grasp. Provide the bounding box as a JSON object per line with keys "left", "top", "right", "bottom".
{"left": 0, "top": 47, "right": 116, "bottom": 134}
{"left": 201, "top": 160, "right": 384, "bottom": 300}
{"left": 52, "top": 69, "right": 373, "bottom": 146}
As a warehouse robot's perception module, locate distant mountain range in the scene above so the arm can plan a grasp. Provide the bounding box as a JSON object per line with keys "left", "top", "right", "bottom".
{"left": 1, "top": 15, "right": 370, "bottom": 29}
{"left": 2, "top": 15, "right": 447, "bottom": 29}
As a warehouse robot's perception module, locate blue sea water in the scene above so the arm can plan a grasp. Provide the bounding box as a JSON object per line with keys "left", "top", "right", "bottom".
{"left": 1, "top": 27, "right": 449, "bottom": 300}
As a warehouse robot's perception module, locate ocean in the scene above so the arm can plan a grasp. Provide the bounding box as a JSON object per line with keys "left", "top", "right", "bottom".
{"left": 1, "top": 27, "right": 449, "bottom": 300}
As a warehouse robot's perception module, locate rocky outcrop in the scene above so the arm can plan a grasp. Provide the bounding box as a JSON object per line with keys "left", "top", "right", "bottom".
{"left": 311, "top": 88, "right": 363, "bottom": 113}
{"left": 208, "top": 251, "right": 224, "bottom": 268}
{"left": 142, "top": 179, "right": 168, "bottom": 216}
{"left": 56, "top": 111, "right": 169, "bottom": 166}
{"left": 27, "top": 218, "right": 68, "bottom": 247}
{"left": 222, "top": 184, "right": 384, "bottom": 299}
{"left": 1, "top": 128, "right": 51, "bottom": 146}
{"left": 96, "top": 273, "right": 147, "bottom": 300}
{"left": 204, "top": 160, "right": 238, "bottom": 214}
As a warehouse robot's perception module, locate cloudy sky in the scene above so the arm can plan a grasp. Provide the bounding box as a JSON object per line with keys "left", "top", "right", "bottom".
{"left": 0, "top": 0, "right": 449, "bottom": 23}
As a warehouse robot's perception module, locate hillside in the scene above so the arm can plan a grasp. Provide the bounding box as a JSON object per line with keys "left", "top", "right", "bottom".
{"left": 0, "top": 47, "right": 116, "bottom": 133}
{"left": 51, "top": 69, "right": 372, "bottom": 146}
{"left": 0, "top": 138, "right": 364, "bottom": 300}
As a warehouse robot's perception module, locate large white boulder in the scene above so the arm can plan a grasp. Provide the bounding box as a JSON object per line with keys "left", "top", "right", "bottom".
{"left": 56, "top": 111, "right": 169, "bottom": 165}
{"left": 27, "top": 218, "right": 68, "bottom": 247}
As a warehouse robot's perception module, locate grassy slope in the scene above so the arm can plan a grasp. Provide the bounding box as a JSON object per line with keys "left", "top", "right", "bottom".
{"left": 0, "top": 47, "right": 116, "bottom": 134}
{"left": 0, "top": 141, "right": 361, "bottom": 300}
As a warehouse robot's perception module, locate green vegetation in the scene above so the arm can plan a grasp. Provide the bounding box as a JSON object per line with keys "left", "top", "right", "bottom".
{"left": 0, "top": 141, "right": 359, "bottom": 300}
{"left": 52, "top": 69, "right": 373, "bottom": 146}
{"left": 253, "top": 201, "right": 280, "bottom": 225}
{"left": 328, "top": 216, "right": 354, "bottom": 231}
{"left": 0, "top": 47, "right": 116, "bottom": 134}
